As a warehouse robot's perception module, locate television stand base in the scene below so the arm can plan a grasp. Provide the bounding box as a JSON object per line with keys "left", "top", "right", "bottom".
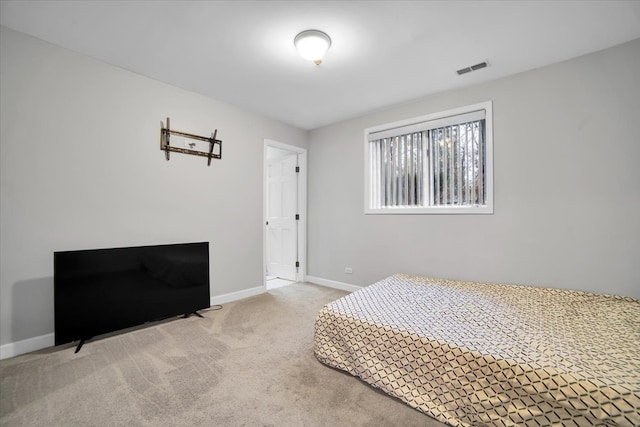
{"left": 70, "top": 312, "right": 204, "bottom": 353}
{"left": 181, "top": 311, "right": 204, "bottom": 319}
{"left": 75, "top": 337, "right": 92, "bottom": 353}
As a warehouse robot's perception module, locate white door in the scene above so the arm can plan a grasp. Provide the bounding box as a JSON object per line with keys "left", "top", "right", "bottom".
{"left": 266, "top": 154, "right": 298, "bottom": 281}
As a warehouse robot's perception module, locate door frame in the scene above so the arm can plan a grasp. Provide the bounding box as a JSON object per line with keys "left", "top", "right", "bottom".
{"left": 263, "top": 139, "right": 307, "bottom": 287}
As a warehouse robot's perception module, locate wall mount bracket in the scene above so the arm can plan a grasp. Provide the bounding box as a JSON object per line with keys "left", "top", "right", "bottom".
{"left": 160, "top": 117, "right": 222, "bottom": 166}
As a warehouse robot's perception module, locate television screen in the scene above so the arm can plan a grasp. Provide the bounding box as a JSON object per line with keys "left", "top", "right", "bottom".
{"left": 54, "top": 242, "right": 210, "bottom": 347}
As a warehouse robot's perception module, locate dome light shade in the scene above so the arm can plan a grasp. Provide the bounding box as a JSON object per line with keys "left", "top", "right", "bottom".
{"left": 294, "top": 30, "right": 331, "bottom": 65}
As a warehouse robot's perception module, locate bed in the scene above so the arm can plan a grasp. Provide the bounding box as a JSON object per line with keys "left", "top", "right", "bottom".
{"left": 313, "top": 274, "right": 640, "bottom": 426}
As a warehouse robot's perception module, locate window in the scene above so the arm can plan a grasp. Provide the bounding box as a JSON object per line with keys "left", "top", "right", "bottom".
{"left": 364, "top": 101, "right": 493, "bottom": 214}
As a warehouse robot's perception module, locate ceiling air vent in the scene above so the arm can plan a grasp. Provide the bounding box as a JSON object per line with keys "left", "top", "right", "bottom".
{"left": 456, "top": 61, "right": 488, "bottom": 75}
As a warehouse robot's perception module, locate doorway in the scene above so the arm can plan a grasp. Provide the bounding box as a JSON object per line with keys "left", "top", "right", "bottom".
{"left": 263, "top": 140, "right": 306, "bottom": 290}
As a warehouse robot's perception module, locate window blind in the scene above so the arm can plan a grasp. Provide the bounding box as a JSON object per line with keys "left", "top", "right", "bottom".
{"left": 369, "top": 111, "right": 486, "bottom": 209}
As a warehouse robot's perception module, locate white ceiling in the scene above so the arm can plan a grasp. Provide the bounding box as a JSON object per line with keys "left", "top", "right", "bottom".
{"left": 1, "top": 1, "right": 639, "bottom": 130}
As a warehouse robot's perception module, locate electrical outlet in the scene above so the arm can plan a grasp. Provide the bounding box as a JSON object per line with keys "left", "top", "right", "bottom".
{"left": 345, "top": 267, "right": 353, "bottom": 274}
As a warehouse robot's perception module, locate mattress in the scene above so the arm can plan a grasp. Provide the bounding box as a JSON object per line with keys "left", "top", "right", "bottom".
{"left": 313, "top": 274, "right": 640, "bottom": 426}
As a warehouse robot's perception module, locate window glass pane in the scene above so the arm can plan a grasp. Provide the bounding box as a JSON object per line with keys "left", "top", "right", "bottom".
{"left": 366, "top": 102, "right": 491, "bottom": 213}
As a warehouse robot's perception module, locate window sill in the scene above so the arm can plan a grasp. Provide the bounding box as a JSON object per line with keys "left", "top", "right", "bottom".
{"left": 364, "top": 205, "right": 493, "bottom": 215}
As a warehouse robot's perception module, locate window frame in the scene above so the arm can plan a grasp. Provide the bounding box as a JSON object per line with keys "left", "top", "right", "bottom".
{"left": 364, "top": 101, "right": 493, "bottom": 215}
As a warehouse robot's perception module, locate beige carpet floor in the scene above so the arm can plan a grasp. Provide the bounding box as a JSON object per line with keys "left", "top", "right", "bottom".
{"left": 0, "top": 282, "right": 447, "bottom": 427}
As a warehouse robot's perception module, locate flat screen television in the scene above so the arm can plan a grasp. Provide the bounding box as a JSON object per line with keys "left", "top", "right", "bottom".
{"left": 54, "top": 242, "right": 210, "bottom": 351}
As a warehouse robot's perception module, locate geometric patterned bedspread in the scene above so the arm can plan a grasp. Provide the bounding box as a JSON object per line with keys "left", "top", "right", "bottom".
{"left": 313, "top": 274, "right": 640, "bottom": 426}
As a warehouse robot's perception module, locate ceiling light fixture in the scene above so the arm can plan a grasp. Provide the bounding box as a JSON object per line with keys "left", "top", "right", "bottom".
{"left": 294, "top": 30, "right": 331, "bottom": 66}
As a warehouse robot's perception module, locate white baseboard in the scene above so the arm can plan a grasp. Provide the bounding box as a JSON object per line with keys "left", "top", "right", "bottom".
{"left": 210, "top": 285, "right": 265, "bottom": 306}
{"left": 305, "top": 275, "right": 362, "bottom": 293}
{"left": 0, "top": 333, "right": 54, "bottom": 360}
{"left": 0, "top": 287, "right": 266, "bottom": 360}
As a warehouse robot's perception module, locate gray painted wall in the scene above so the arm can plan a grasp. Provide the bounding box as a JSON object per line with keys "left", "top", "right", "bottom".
{"left": 308, "top": 38, "right": 640, "bottom": 298}
{"left": 0, "top": 26, "right": 307, "bottom": 346}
